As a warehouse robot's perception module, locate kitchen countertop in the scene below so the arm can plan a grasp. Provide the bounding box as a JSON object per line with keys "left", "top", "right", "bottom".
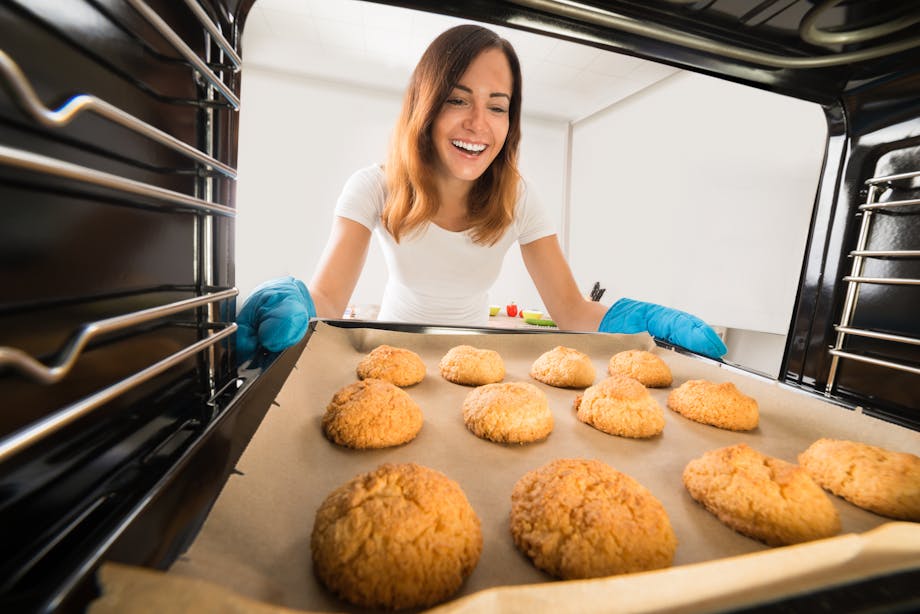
{"left": 483, "top": 313, "right": 556, "bottom": 330}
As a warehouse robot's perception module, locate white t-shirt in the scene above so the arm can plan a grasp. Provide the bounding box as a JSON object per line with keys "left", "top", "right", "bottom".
{"left": 334, "top": 164, "right": 556, "bottom": 325}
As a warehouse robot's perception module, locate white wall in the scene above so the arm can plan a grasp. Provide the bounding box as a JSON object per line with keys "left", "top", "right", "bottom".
{"left": 235, "top": 66, "right": 568, "bottom": 315}
{"left": 235, "top": 68, "right": 396, "bottom": 308}
{"left": 568, "top": 71, "right": 827, "bottom": 335}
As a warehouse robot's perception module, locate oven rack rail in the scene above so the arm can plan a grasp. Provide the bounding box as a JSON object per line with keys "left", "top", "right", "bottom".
{"left": 125, "top": 0, "right": 240, "bottom": 108}
{"left": 0, "top": 289, "right": 239, "bottom": 464}
{"left": 0, "top": 288, "right": 238, "bottom": 384}
{"left": 0, "top": 144, "right": 236, "bottom": 216}
{"left": 0, "top": 49, "right": 236, "bottom": 179}
{"left": 0, "top": 1, "right": 241, "bottom": 214}
{"left": 826, "top": 169, "right": 920, "bottom": 392}
{"left": 0, "top": 1, "right": 243, "bottom": 464}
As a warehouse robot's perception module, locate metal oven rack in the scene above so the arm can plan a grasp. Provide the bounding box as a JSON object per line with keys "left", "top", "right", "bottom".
{"left": 826, "top": 168, "right": 920, "bottom": 403}
{"left": 0, "top": 1, "right": 248, "bottom": 610}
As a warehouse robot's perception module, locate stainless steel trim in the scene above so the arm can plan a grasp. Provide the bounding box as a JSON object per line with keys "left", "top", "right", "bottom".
{"left": 834, "top": 326, "right": 920, "bottom": 348}
{"left": 125, "top": 0, "right": 240, "bottom": 108}
{"left": 0, "top": 324, "right": 237, "bottom": 463}
{"left": 842, "top": 276, "right": 920, "bottom": 286}
{"left": 0, "top": 289, "right": 238, "bottom": 384}
{"left": 0, "top": 144, "right": 236, "bottom": 217}
{"left": 800, "top": 0, "right": 920, "bottom": 47}
{"left": 0, "top": 49, "right": 237, "bottom": 179}
{"left": 859, "top": 197, "right": 920, "bottom": 211}
{"left": 200, "top": 40, "right": 218, "bottom": 389}
{"left": 828, "top": 349, "right": 920, "bottom": 377}
{"left": 850, "top": 250, "right": 920, "bottom": 258}
{"left": 826, "top": 184, "right": 877, "bottom": 394}
{"left": 181, "top": 0, "right": 242, "bottom": 69}
{"left": 866, "top": 170, "right": 920, "bottom": 185}
{"left": 508, "top": 0, "right": 920, "bottom": 68}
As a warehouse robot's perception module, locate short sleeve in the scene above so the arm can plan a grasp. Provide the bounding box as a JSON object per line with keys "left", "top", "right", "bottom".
{"left": 334, "top": 165, "right": 387, "bottom": 230}
{"left": 515, "top": 179, "right": 557, "bottom": 245}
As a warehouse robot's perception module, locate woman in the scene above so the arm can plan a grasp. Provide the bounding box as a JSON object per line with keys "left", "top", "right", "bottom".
{"left": 237, "top": 25, "right": 726, "bottom": 362}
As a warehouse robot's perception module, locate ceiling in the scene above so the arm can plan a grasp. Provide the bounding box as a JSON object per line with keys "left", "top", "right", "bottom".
{"left": 241, "top": 0, "right": 681, "bottom": 123}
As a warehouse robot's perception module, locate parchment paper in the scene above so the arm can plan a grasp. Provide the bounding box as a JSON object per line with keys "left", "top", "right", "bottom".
{"left": 168, "top": 322, "right": 920, "bottom": 612}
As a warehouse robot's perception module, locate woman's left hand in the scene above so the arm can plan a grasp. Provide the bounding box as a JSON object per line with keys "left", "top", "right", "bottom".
{"left": 236, "top": 276, "right": 316, "bottom": 364}
{"left": 598, "top": 297, "right": 726, "bottom": 358}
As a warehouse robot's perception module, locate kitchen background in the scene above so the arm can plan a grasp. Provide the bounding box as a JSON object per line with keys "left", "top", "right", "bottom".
{"left": 235, "top": 0, "right": 827, "bottom": 377}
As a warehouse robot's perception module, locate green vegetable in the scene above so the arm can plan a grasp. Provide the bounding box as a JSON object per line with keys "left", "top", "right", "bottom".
{"left": 525, "top": 318, "right": 556, "bottom": 327}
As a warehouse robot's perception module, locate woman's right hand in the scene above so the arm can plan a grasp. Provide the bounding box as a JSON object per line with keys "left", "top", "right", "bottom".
{"left": 236, "top": 276, "right": 316, "bottom": 364}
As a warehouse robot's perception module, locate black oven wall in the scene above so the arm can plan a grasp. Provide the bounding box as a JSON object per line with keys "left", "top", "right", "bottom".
{"left": 784, "top": 72, "right": 920, "bottom": 428}
{"left": 0, "top": 1, "right": 254, "bottom": 611}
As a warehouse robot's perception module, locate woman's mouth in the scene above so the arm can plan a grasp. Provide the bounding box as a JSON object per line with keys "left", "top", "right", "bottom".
{"left": 451, "top": 139, "right": 487, "bottom": 156}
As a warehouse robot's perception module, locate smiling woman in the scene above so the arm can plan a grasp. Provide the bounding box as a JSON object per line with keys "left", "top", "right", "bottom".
{"left": 235, "top": 17, "right": 730, "bottom": 363}
{"left": 236, "top": 0, "right": 827, "bottom": 374}
{"left": 235, "top": 0, "right": 668, "bottom": 316}
{"left": 304, "top": 23, "right": 608, "bottom": 330}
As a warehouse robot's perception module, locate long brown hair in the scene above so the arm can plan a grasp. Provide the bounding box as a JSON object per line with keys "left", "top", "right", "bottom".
{"left": 383, "top": 24, "right": 523, "bottom": 245}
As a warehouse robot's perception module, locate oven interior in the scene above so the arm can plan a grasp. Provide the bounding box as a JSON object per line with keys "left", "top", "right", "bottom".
{"left": 0, "top": 0, "right": 918, "bottom": 611}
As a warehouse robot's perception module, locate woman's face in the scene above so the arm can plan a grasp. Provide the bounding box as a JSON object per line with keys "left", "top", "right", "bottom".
{"left": 431, "top": 47, "right": 513, "bottom": 187}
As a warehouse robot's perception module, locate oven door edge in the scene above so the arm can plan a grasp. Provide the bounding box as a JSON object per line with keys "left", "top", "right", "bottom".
{"left": 41, "top": 330, "right": 310, "bottom": 614}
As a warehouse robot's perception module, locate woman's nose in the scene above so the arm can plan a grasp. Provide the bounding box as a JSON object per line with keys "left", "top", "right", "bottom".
{"left": 463, "top": 103, "right": 487, "bottom": 131}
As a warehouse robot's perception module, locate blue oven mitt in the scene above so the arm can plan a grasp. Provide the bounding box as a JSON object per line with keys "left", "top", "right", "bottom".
{"left": 599, "top": 297, "right": 727, "bottom": 359}
{"left": 236, "top": 276, "right": 316, "bottom": 364}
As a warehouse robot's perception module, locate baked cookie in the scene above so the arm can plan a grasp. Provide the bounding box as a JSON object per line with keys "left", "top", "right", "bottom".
{"left": 667, "top": 379, "right": 759, "bottom": 431}
{"left": 356, "top": 344, "right": 426, "bottom": 387}
{"left": 311, "top": 463, "right": 482, "bottom": 610}
{"left": 322, "top": 379, "right": 423, "bottom": 449}
{"left": 798, "top": 438, "right": 920, "bottom": 521}
{"left": 607, "top": 349, "right": 672, "bottom": 388}
{"left": 510, "top": 458, "right": 677, "bottom": 579}
{"left": 462, "top": 382, "right": 553, "bottom": 444}
{"left": 530, "top": 346, "right": 595, "bottom": 388}
{"left": 682, "top": 444, "right": 840, "bottom": 546}
{"left": 574, "top": 374, "right": 665, "bottom": 438}
{"left": 439, "top": 345, "right": 505, "bottom": 385}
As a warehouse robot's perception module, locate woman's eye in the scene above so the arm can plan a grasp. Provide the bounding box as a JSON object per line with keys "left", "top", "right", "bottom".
{"left": 446, "top": 98, "right": 465, "bottom": 106}
{"left": 490, "top": 106, "right": 508, "bottom": 114}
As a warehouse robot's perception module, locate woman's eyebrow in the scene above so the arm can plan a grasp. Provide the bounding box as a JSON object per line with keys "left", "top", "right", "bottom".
{"left": 454, "top": 84, "right": 511, "bottom": 100}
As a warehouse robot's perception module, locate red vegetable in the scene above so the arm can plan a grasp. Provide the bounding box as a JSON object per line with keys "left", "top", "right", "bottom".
{"left": 506, "top": 302, "right": 518, "bottom": 317}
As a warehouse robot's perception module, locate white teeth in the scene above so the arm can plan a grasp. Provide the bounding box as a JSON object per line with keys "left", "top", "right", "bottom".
{"left": 451, "top": 139, "right": 486, "bottom": 153}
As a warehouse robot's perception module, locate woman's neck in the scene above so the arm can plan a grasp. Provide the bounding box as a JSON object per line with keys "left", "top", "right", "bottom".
{"left": 431, "top": 176, "right": 473, "bottom": 231}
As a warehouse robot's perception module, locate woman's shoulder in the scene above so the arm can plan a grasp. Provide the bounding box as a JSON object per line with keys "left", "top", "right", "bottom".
{"left": 512, "top": 174, "right": 556, "bottom": 242}
{"left": 514, "top": 174, "right": 535, "bottom": 211}
{"left": 336, "top": 163, "right": 387, "bottom": 222}
{"left": 341, "top": 164, "right": 386, "bottom": 199}
{"left": 347, "top": 163, "right": 386, "bottom": 187}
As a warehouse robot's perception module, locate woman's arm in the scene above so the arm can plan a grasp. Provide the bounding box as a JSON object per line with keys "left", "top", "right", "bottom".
{"left": 520, "top": 234, "right": 608, "bottom": 331}
{"left": 308, "top": 216, "right": 372, "bottom": 318}
{"left": 522, "top": 235, "right": 726, "bottom": 357}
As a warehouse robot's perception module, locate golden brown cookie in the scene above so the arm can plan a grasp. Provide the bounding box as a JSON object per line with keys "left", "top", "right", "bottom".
{"left": 311, "top": 463, "right": 482, "bottom": 610}
{"left": 322, "top": 379, "right": 423, "bottom": 449}
{"left": 529, "top": 346, "right": 595, "bottom": 388}
{"left": 462, "top": 382, "right": 553, "bottom": 444}
{"left": 607, "top": 349, "right": 673, "bottom": 388}
{"left": 356, "top": 344, "right": 426, "bottom": 387}
{"left": 682, "top": 444, "right": 840, "bottom": 546}
{"left": 510, "top": 458, "right": 677, "bottom": 580}
{"left": 574, "top": 374, "right": 665, "bottom": 438}
{"left": 798, "top": 438, "right": 920, "bottom": 521}
{"left": 439, "top": 345, "right": 505, "bottom": 385}
{"left": 667, "top": 379, "right": 759, "bottom": 431}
